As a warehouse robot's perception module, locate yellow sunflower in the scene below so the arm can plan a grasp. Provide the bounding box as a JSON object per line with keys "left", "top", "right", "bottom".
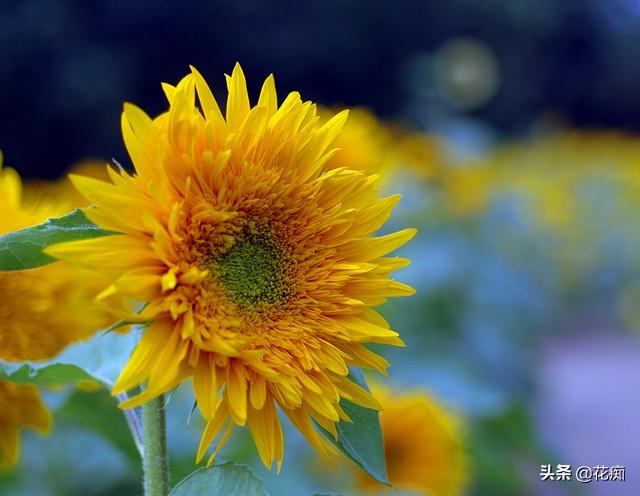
{"left": 358, "top": 387, "right": 467, "bottom": 496}
{"left": 0, "top": 161, "right": 116, "bottom": 361}
{"left": 0, "top": 381, "right": 51, "bottom": 470}
{"left": 46, "top": 64, "right": 416, "bottom": 469}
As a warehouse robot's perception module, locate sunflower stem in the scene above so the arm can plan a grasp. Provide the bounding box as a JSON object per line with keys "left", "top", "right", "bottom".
{"left": 142, "top": 394, "right": 169, "bottom": 496}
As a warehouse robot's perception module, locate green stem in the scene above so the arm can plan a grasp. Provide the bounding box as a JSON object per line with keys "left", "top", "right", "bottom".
{"left": 142, "top": 394, "right": 169, "bottom": 496}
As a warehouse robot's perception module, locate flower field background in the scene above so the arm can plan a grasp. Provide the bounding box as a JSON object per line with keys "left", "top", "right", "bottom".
{"left": 2, "top": 2, "right": 640, "bottom": 496}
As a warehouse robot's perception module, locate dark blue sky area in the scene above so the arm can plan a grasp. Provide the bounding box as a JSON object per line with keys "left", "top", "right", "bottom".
{"left": 2, "top": 0, "right": 640, "bottom": 178}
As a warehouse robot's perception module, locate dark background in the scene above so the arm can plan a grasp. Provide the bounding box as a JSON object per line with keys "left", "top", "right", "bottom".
{"left": 3, "top": 0, "right": 640, "bottom": 179}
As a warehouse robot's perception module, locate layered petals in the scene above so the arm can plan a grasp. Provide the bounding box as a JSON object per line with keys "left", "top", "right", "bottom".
{"left": 47, "top": 64, "right": 416, "bottom": 469}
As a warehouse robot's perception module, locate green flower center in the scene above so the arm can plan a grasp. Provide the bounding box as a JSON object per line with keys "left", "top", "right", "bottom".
{"left": 212, "top": 229, "right": 295, "bottom": 312}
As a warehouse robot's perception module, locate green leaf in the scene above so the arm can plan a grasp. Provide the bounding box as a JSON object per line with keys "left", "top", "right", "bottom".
{"left": 169, "top": 462, "right": 268, "bottom": 496}
{"left": 0, "top": 208, "right": 113, "bottom": 271}
{"left": 0, "top": 327, "right": 139, "bottom": 387}
{"left": 317, "top": 368, "right": 389, "bottom": 485}
{"left": 0, "top": 362, "right": 93, "bottom": 386}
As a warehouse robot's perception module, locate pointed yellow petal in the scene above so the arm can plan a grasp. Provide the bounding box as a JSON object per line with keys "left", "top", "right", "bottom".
{"left": 335, "top": 376, "right": 381, "bottom": 410}
{"left": 45, "top": 236, "right": 156, "bottom": 275}
{"left": 303, "top": 393, "right": 340, "bottom": 422}
{"left": 342, "top": 344, "right": 390, "bottom": 374}
{"left": 334, "top": 315, "right": 404, "bottom": 346}
{"left": 123, "top": 102, "right": 155, "bottom": 138}
{"left": 225, "top": 63, "right": 250, "bottom": 130}
{"left": 112, "top": 267, "right": 162, "bottom": 300}
{"left": 341, "top": 228, "right": 418, "bottom": 261}
{"left": 249, "top": 374, "right": 267, "bottom": 410}
{"left": 257, "top": 74, "right": 277, "bottom": 115}
{"left": 196, "top": 399, "right": 228, "bottom": 462}
{"left": 121, "top": 111, "right": 154, "bottom": 178}
{"left": 194, "top": 355, "right": 218, "bottom": 420}
{"left": 225, "top": 361, "right": 248, "bottom": 425}
{"left": 247, "top": 396, "right": 277, "bottom": 468}
{"left": 206, "top": 420, "right": 235, "bottom": 466}
{"left": 282, "top": 406, "right": 337, "bottom": 457}
{"left": 190, "top": 65, "right": 225, "bottom": 127}
{"left": 161, "top": 82, "right": 176, "bottom": 103}
{"left": 112, "top": 319, "right": 172, "bottom": 395}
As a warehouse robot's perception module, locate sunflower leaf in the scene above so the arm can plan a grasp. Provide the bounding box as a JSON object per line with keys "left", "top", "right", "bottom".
{"left": 0, "top": 328, "right": 139, "bottom": 387}
{"left": 0, "top": 208, "right": 113, "bottom": 271}
{"left": 0, "top": 362, "right": 94, "bottom": 385}
{"left": 317, "top": 368, "right": 389, "bottom": 485}
{"left": 169, "top": 462, "right": 269, "bottom": 496}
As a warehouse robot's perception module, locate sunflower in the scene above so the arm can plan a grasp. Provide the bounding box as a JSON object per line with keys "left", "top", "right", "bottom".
{"left": 0, "top": 161, "right": 117, "bottom": 361}
{"left": 357, "top": 387, "right": 467, "bottom": 496}
{"left": 0, "top": 381, "right": 51, "bottom": 470}
{"left": 46, "top": 64, "right": 416, "bottom": 469}
{"left": 438, "top": 161, "right": 499, "bottom": 217}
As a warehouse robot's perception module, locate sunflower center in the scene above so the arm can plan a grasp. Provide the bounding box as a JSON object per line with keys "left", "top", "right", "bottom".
{"left": 212, "top": 229, "right": 295, "bottom": 312}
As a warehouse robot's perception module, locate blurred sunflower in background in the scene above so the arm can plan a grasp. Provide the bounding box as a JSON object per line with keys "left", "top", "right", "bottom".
{"left": 435, "top": 131, "right": 640, "bottom": 296}
{"left": 0, "top": 158, "right": 118, "bottom": 361}
{"left": 357, "top": 387, "right": 467, "bottom": 496}
{"left": 25, "top": 159, "right": 114, "bottom": 210}
{"left": 322, "top": 107, "right": 442, "bottom": 183}
{"left": 46, "top": 64, "right": 416, "bottom": 470}
{"left": 0, "top": 381, "right": 51, "bottom": 470}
